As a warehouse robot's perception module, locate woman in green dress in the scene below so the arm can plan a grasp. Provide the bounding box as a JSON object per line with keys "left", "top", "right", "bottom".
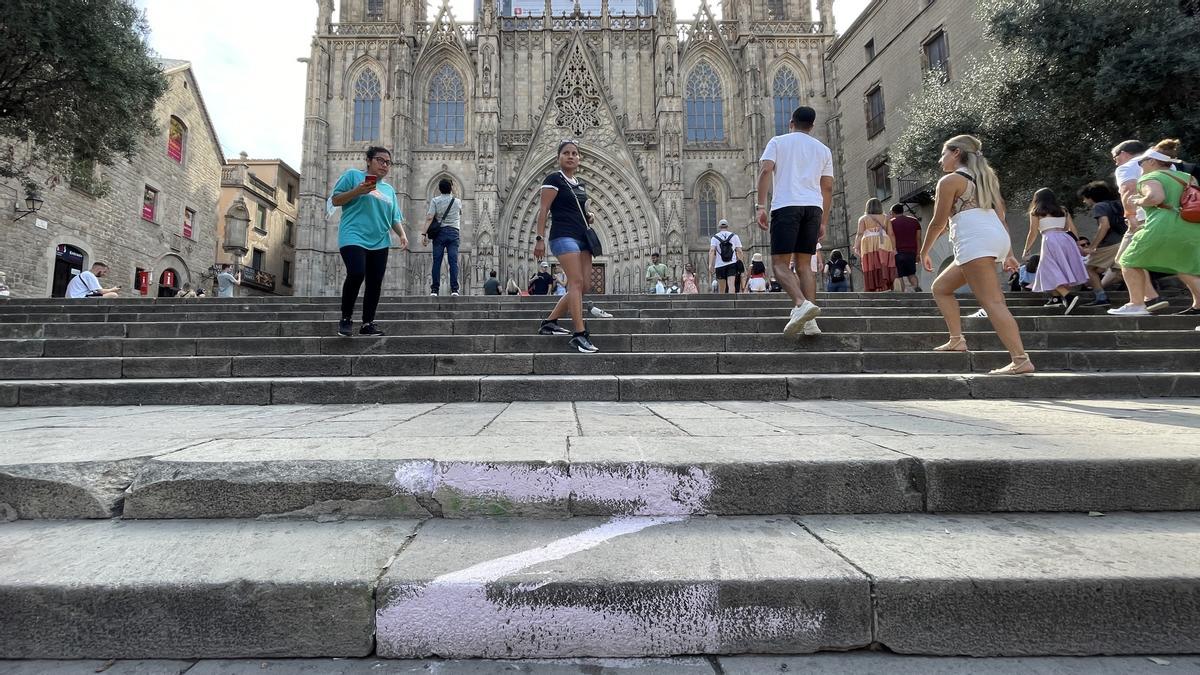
{"left": 1109, "top": 139, "right": 1200, "bottom": 316}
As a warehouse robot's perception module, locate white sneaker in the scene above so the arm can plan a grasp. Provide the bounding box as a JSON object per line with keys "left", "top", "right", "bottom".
{"left": 429, "top": 292, "right": 438, "bottom": 296}
{"left": 802, "top": 319, "right": 822, "bottom": 336}
{"left": 783, "top": 301, "right": 821, "bottom": 336}
{"left": 451, "top": 292, "right": 460, "bottom": 297}
{"left": 1106, "top": 303, "right": 1151, "bottom": 316}
{"left": 589, "top": 305, "right": 613, "bottom": 318}
{"left": 968, "top": 308, "right": 988, "bottom": 318}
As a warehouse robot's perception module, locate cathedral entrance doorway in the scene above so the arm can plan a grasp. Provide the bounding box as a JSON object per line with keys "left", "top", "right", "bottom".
{"left": 589, "top": 263, "right": 606, "bottom": 294}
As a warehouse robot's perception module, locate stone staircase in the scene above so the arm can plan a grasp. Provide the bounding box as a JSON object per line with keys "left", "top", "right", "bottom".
{"left": 0, "top": 292, "right": 1198, "bottom": 404}
{"left": 1, "top": 293, "right": 1199, "bottom": 662}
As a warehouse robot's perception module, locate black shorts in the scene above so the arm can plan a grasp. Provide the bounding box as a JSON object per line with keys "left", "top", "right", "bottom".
{"left": 715, "top": 263, "right": 739, "bottom": 279}
{"left": 769, "top": 206, "right": 823, "bottom": 256}
{"left": 895, "top": 252, "right": 918, "bottom": 277}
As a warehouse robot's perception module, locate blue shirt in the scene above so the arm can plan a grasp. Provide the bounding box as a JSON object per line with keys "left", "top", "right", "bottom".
{"left": 332, "top": 169, "right": 403, "bottom": 250}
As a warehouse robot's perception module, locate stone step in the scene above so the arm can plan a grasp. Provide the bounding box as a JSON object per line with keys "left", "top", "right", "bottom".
{"left": 2, "top": 314, "right": 1196, "bottom": 339}
{"left": 0, "top": 304, "right": 1142, "bottom": 323}
{"left": 0, "top": 349, "right": 1197, "bottom": 380}
{"left": 1, "top": 514, "right": 1197, "bottom": 658}
{"left": 3, "top": 330, "right": 1194, "bottom": 358}
{"left": 2, "top": 372, "right": 1198, "bottom": 406}
{"left": 9, "top": 433, "right": 1195, "bottom": 521}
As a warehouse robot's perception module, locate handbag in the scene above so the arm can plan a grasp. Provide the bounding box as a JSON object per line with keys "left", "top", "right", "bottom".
{"left": 1159, "top": 172, "right": 1200, "bottom": 223}
{"left": 563, "top": 172, "right": 604, "bottom": 256}
{"left": 426, "top": 196, "right": 455, "bottom": 239}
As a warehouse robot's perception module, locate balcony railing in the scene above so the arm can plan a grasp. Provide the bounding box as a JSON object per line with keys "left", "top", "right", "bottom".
{"left": 897, "top": 176, "right": 936, "bottom": 205}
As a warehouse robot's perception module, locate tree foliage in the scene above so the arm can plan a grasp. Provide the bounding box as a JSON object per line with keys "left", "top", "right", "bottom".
{"left": 891, "top": 0, "right": 1200, "bottom": 206}
{"left": 0, "top": 0, "right": 167, "bottom": 191}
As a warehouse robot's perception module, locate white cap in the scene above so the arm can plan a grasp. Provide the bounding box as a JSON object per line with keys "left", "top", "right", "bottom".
{"left": 540, "top": 262, "right": 549, "bottom": 268}
{"left": 1133, "top": 149, "right": 1180, "bottom": 164}
{"left": 718, "top": 219, "right": 729, "bottom": 228}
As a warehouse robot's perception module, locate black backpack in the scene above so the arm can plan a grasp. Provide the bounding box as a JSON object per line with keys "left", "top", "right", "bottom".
{"left": 716, "top": 232, "right": 735, "bottom": 262}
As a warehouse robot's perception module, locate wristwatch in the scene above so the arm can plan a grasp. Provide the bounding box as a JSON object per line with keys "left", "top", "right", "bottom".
{"left": 535, "top": 235, "right": 544, "bottom": 242}
{"left": 755, "top": 204, "right": 765, "bottom": 210}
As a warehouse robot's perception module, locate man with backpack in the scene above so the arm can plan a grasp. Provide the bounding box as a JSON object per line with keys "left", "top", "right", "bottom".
{"left": 709, "top": 219, "right": 744, "bottom": 294}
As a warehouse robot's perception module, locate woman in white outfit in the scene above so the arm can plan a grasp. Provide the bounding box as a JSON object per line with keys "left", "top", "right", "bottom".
{"left": 918, "top": 134, "right": 1033, "bottom": 375}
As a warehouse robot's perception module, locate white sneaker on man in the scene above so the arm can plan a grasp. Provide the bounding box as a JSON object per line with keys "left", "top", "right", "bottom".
{"left": 783, "top": 301, "right": 821, "bottom": 336}
{"left": 451, "top": 292, "right": 460, "bottom": 297}
{"left": 588, "top": 304, "right": 613, "bottom": 318}
{"left": 802, "top": 319, "right": 822, "bottom": 336}
{"left": 1107, "top": 303, "right": 1151, "bottom": 316}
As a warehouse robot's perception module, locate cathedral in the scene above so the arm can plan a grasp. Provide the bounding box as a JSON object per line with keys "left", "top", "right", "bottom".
{"left": 296, "top": 0, "right": 835, "bottom": 295}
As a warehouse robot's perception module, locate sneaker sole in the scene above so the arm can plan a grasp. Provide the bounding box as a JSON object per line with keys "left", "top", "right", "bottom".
{"left": 783, "top": 306, "right": 821, "bottom": 336}
{"left": 1147, "top": 301, "right": 1170, "bottom": 312}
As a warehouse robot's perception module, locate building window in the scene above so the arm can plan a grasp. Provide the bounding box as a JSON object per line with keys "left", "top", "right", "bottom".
{"left": 366, "top": 0, "right": 384, "bottom": 20}
{"left": 251, "top": 248, "right": 266, "bottom": 271}
{"left": 870, "top": 161, "right": 892, "bottom": 201}
{"left": 286, "top": 182, "right": 295, "bottom": 203}
{"left": 923, "top": 30, "right": 950, "bottom": 79}
{"left": 772, "top": 68, "right": 801, "bottom": 137}
{"left": 766, "top": 0, "right": 785, "bottom": 19}
{"left": 352, "top": 70, "right": 382, "bottom": 142}
{"left": 285, "top": 219, "right": 295, "bottom": 246}
{"left": 167, "top": 116, "right": 186, "bottom": 162}
{"left": 255, "top": 205, "right": 268, "bottom": 233}
{"left": 142, "top": 186, "right": 158, "bottom": 222}
{"left": 685, "top": 61, "right": 724, "bottom": 143}
{"left": 864, "top": 39, "right": 876, "bottom": 61}
{"left": 865, "top": 86, "right": 885, "bottom": 138}
{"left": 283, "top": 260, "right": 293, "bottom": 287}
{"left": 427, "top": 64, "right": 466, "bottom": 145}
{"left": 183, "top": 208, "right": 195, "bottom": 240}
{"left": 697, "top": 181, "right": 719, "bottom": 239}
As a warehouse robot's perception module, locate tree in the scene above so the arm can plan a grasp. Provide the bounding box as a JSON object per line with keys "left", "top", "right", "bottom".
{"left": 0, "top": 0, "right": 167, "bottom": 193}
{"left": 891, "top": 0, "right": 1200, "bottom": 206}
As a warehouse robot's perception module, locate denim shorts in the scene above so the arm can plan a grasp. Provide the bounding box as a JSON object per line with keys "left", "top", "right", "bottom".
{"left": 549, "top": 236, "right": 589, "bottom": 257}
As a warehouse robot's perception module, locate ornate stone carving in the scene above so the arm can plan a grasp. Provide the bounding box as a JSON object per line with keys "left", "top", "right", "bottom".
{"left": 553, "top": 46, "right": 603, "bottom": 136}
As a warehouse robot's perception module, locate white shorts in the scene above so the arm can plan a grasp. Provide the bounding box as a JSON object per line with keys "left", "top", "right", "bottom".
{"left": 950, "top": 209, "right": 1011, "bottom": 265}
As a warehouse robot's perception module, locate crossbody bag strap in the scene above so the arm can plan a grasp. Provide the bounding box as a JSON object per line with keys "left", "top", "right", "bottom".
{"left": 440, "top": 196, "right": 455, "bottom": 220}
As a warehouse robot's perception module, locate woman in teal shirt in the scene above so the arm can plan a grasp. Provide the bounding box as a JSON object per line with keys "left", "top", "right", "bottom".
{"left": 330, "top": 146, "right": 409, "bottom": 336}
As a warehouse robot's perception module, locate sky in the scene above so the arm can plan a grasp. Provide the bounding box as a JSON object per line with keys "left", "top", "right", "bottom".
{"left": 135, "top": 0, "right": 869, "bottom": 169}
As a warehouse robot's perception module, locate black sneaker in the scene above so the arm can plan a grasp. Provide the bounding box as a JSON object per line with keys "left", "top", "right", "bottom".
{"left": 338, "top": 318, "right": 353, "bottom": 336}
{"left": 538, "top": 320, "right": 572, "bottom": 336}
{"left": 570, "top": 332, "right": 599, "bottom": 353}
{"left": 913, "top": 286, "right": 923, "bottom": 292}
{"left": 1146, "top": 297, "right": 1171, "bottom": 313}
{"left": 359, "top": 322, "right": 385, "bottom": 336}
{"left": 1062, "top": 294, "right": 1081, "bottom": 315}
{"left": 1082, "top": 298, "right": 1110, "bottom": 307}
{"left": 1043, "top": 297, "right": 1062, "bottom": 307}
{"left": 1175, "top": 307, "right": 1200, "bottom": 315}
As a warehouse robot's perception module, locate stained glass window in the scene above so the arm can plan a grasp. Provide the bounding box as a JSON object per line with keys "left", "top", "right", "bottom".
{"left": 353, "top": 70, "right": 382, "bottom": 142}
{"left": 427, "top": 65, "right": 466, "bottom": 145}
{"left": 685, "top": 62, "right": 724, "bottom": 143}
{"left": 698, "top": 182, "right": 719, "bottom": 239}
{"left": 772, "top": 68, "right": 801, "bottom": 136}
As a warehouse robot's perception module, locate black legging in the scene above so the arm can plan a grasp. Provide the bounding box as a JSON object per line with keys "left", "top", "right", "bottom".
{"left": 340, "top": 245, "right": 389, "bottom": 323}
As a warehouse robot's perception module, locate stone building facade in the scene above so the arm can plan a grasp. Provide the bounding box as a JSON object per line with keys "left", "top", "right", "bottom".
{"left": 297, "top": 0, "right": 836, "bottom": 295}
{"left": 0, "top": 60, "right": 222, "bottom": 298}
{"left": 825, "top": 0, "right": 1032, "bottom": 288}
{"left": 217, "top": 156, "right": 302, "bottom": 296}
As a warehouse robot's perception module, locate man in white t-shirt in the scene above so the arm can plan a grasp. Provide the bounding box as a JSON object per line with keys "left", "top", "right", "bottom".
{"left": 756, "top": 106, "right": 834, "bottom": 337}
{"left": 65, "top": 262, "right": 120, "bottom": 299}
{"left": 708, "top": 219, "right": 744, "bottom": 294}
{"left": 1109, "top": 139, "right": 1169, "bottom": 313}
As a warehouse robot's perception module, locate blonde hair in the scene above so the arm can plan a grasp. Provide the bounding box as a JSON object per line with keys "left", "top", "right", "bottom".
{"left": 944, "top": 134, "right": 1002, "bottom": 211}
{"left": 1153, "top": 138, "right": 1182, "bottom": 157}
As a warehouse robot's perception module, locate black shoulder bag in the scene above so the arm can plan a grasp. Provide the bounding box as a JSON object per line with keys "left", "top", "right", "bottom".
{"left": 564, "top": 174, "right": 604, "bottom": 256}
{"left": 426, "top": 196, "right": 455, "bottom": 239}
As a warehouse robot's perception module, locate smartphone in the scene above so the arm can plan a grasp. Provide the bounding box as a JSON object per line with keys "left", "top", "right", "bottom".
{"left": 365, "top": 174, "right": 378, "bottom": 186}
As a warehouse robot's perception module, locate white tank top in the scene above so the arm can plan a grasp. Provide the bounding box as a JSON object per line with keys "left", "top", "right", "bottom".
{"left": 1038, "top": 215, "right": 1068, "bottom": 233}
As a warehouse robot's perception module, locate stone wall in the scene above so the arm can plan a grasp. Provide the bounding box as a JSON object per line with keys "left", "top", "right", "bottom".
{"left": 0, "top": 65, "right": 222, "bottom": 298}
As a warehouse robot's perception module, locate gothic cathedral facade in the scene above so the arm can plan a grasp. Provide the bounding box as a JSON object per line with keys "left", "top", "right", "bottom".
{"left": 296, "top": 0, "right": 835, "bottom": 295}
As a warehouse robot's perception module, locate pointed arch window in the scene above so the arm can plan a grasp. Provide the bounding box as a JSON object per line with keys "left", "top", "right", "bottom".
{"left": 697, "top": 180, "right": 720, "bottom": 239}
{"left": 766, "top": 0, "right": 786, "bottom": 19}
{"left": 772, "top": 68, "right": 802, "bottom": 136}
{"left": 427, "top": 64, "right": 466, "bottom": 145}
{"left": 366, "top": 0, "right": 384, "bottom": 20}
{"left": 352, "top": 70, "right": 382, "bottom": 142}
{"left": 685, "top": 62, "right": 724, "bottom": 143}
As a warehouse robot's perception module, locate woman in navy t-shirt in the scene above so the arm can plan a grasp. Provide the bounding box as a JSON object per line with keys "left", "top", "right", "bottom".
{"left": 533, "top": 140, "right": 600, "bottom": 353}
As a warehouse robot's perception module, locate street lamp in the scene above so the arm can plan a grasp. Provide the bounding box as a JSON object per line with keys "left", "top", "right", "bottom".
{"left": 13, "top": 185, "right": 44, "bottom": 222}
